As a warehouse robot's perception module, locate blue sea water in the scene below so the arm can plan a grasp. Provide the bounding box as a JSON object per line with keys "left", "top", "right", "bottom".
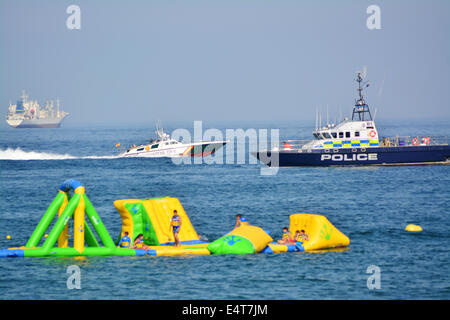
{"left": 0, "top": 119, "right": 449, "bottom": 300}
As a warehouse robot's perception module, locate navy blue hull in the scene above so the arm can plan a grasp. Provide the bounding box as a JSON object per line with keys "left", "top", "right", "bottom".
{"left": 255, "top": 145, "right": 450, "bottom": 167}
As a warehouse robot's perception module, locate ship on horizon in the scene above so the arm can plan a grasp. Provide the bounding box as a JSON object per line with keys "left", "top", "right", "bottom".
{"left": 5, "top": 91, "right": 69, "bottom": 128}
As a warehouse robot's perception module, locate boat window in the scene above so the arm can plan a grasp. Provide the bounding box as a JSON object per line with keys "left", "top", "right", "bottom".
{"left": 355, "top": 131, "right": 360, "bottom": 137}
{"left": 313, "top": 133, "right": 321, "bottom": 139}
{"left": 137, "top": 148, "right": 144, "bottom": 151}
{"left": 345, "top": 132, "right": 351, "bottom": 138}
{"left": 322, "top": 132, "right": 331, "bottom": 139}
{"left": 151, "top": 144, "right": 159, "bottom": 149}
{"left": 339, "top": 132, "right": 344, "bottom": 138}
{"left": 331, "top": 132, "right": 337, "bottom": 139}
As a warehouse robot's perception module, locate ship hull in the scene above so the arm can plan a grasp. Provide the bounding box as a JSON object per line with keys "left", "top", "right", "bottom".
{"left": 12, "top": 123, "right": 62, "bottom": 128}
{"left": 254, "top": 145, "right": 450, "bottom": 167}
{"left": 119, "top": 141, "right": 227, "bottom": 158}
{"left": 6, "top": 117, "right": 66, "bottom": 128}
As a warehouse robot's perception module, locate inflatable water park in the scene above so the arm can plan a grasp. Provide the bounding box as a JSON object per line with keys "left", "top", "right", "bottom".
{"left": 0, "top": 180, "right": 350, "bottom": 258}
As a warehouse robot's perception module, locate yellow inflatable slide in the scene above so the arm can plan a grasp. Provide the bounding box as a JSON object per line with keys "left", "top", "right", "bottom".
{"left": 265, "top": 214, "right": 350, "bottom": 253}
{"left": 289, "top": 213, "right": 350, "bottom": 251}
{"left": 114, "top": 197, "right": 203, "bottom": 247}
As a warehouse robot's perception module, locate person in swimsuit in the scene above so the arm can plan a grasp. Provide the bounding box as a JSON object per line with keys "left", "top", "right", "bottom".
{"left": 277, "top": 227, "right": 293, "bottom": 244}
{"left": 170, "top": 210, "right": 182, "bottom": 247}
{"left": 132, "top": 233, "right": 149, "bottom": 250}
{"left": 293, "top": 229, "right": 309, "bottom": 242}
{"left": 234, "top": 214, "right": 249, "bottom": 229}
{"left": 298, "top": 230, "right": 309, "bottom": 241}
{"left": 118, "top": 231, "right": 131, "bottom": 248}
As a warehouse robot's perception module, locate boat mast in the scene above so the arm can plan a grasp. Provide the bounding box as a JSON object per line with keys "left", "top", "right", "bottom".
{"left": 21, "top": 90, "right": 27, "bottom": 103}
{"left": 352, "top": 71, "right": 373, "bottom": 121}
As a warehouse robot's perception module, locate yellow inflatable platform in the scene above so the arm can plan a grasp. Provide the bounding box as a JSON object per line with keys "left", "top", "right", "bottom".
{"left": 289, "top": 213, "right": 350, "bottom": 251}
{"left": 146, "top": 244, "right": 210, "bottom": 256}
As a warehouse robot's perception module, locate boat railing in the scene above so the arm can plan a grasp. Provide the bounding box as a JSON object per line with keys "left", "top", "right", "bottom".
{"left": 278, "top": 136, "right": 449, "bottom": 150}
{"left": 379, "top": 136, "right": 449, "bottom": 147}
{"left": 280, "top": 140, "right": 314, "bottom": 150}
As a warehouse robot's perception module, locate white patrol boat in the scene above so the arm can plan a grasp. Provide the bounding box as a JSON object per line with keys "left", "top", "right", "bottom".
{"left": 118, "top": 124, "right": 227, "bottom": 158}
{"left": 254, "top": 71, "right": 450, "bottom": 167}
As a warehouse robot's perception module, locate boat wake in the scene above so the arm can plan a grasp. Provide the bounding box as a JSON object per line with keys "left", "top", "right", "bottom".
{"left": 0, "top": 147, "right": 119, "bottom": 160}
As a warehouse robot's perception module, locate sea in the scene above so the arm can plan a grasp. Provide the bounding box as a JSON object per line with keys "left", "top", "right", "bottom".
{"left": 0, "top": 119, "right": 449, "bottom": 300}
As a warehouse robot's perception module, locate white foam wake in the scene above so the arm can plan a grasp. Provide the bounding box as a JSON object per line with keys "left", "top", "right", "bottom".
{"left": 0, "top": 147, "right": 118, "bottom": 160}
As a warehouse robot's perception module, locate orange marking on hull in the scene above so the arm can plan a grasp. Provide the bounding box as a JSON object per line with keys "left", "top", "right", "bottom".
{"left": 182, "top": 145, "right": 194, "bottom": 156}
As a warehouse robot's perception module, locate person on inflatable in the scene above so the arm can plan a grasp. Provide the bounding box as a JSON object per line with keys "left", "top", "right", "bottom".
{"left": 170, "top": 210, "right": 182, "bottom": 247}
{"left": 118, "top": 231, "right": 131, "bottom": 248}
{"left": 293, "top": 230, "right": 309, "bottom": 242}
{"left": 234, "top": 214, "right": 249, "bottom": 229}
{"left": 277, "top": 227, "right": 293, "bottom": 244}
{"left": 133, "top": 234, "right": 149, "bottom": 250}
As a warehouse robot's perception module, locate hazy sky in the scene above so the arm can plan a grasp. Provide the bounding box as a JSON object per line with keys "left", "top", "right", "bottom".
{"left": 1, "top": 0, "right": 449, "bottom": 124}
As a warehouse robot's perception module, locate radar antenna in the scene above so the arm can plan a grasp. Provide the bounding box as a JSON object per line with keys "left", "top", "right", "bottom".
{"left": 155, "top": 120, "right": 169, "bottom": 140}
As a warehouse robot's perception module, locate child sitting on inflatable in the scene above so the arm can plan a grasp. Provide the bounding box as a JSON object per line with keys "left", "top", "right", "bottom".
{"left": 133, "top": 234, "right": 149, "bottom": 250}
{"left": 277, "top": 227, "right": 294, "bottom": 244}
{"left": 234, "top": 214, "right": 249, "bottom": 229}
{"left": 293, "top": 230, "right": 309, "bottom": 242}
{"left": 118, "top": 231, "right": 131, "bottom": 248}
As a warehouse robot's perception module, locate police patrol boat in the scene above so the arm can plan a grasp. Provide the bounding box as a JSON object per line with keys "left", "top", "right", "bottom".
{"left": 254, "top": 72, "right": 450, "bottom": 167}
{"left": 118, "top": 124, "right": 227, "bottom": 158}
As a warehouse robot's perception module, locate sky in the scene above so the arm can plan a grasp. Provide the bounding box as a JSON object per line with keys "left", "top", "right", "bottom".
{"left": 1, "top": 0, "right": 449, "bottom": 124}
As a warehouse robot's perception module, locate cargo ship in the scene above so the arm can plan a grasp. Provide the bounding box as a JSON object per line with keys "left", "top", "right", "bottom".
{"left": 5, "top": 91, "right": 68, "bottom": 128}
{"left": 253, "top": 72, "right": 450, "bottom": 167}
